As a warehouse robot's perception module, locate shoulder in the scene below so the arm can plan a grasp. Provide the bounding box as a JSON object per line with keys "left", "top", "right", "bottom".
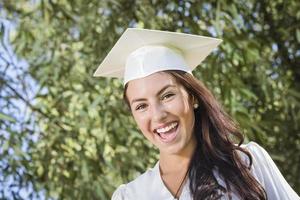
{"left": 112, "top": 184, "right": 126, "bottom": 200}
{"left": 237, "top": 141, "right": 273, "bottom": 186}
{"left": 111, "top": 163, "right": 160, "bottom": 200}
{"left": 239, "top": 141, "right": 272, "bottom": 170}
{"left": 235, "top": 141, "right": 266, "bottom": 166}
{"left": 241, "top": 141, "right": 265, "bottom": 153}
{"left": 239, "top": 141, "right": 269, "bottom": 162}
{"left": 127, "top": 163, "right": 159, "bottom": 189}
{"left": 240, "top": 141, "right": 280, "bottom": 168}
{"left": 240, "top": 142, "right": 300, "bottom": 199}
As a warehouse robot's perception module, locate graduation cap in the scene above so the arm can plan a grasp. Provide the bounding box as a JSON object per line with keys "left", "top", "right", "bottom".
{"left": 93, "top": 28, "right": 222, "bottom": 85}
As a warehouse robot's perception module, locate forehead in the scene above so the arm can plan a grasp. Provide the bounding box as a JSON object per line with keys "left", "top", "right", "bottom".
{"left": 126, "top": 72, "right": 178, "bottom": 99}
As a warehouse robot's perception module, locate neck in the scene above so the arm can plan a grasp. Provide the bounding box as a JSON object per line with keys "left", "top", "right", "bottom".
{"left": 159, "top": 139, "right": 196, "bottom": 175}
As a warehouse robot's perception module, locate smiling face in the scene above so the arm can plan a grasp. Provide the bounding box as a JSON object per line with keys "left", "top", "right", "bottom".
{"left": 125, "top": 72, "right": 196, "bottom": 156}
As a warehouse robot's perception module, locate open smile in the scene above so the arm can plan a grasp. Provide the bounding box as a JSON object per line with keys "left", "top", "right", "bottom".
{"left": 154, "top": 121, "right": 179, "bottom": 143}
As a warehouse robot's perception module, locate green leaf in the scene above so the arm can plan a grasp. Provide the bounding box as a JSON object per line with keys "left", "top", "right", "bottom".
{"left": 0, "top": 112, "right": 16, "bottom": 122}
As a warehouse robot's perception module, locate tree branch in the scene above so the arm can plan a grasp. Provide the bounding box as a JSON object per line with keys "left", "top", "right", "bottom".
{"left": 3, "top": 79, "right": 72, "bottom": 132}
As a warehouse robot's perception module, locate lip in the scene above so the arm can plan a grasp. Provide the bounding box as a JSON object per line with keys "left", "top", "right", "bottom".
{"left": 153, "top": 121, "right": 179, "bottom": 143}
{"left": 153, "top": 121, "right": 178, "bottom": 133}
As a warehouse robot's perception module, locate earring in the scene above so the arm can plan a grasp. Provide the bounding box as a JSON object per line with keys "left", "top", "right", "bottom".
{"left": 193, "top": 103, "right": 199, "bottom": 109}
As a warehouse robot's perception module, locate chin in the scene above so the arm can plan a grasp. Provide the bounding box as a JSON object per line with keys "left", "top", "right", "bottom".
{"left": 159, "top": 143, "right": 185, "bottom": 155}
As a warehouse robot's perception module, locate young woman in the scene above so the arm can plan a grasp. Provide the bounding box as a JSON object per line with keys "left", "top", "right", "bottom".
{"left": 94, "top": 28, "right": 300, "bottom": 200}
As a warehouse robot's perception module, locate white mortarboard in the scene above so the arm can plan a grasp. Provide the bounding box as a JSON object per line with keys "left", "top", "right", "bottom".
{"left": 93, "top": 28, "right": 222, "bottom": 85}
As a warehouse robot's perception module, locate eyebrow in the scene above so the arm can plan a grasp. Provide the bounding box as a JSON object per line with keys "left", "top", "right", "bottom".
{"left": 130, "top": 84, "right": 176, "bottom": 105}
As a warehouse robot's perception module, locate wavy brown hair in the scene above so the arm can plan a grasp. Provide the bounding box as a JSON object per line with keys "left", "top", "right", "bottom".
{"left": 124, "top": 70, "right": 267, "bottom": 200}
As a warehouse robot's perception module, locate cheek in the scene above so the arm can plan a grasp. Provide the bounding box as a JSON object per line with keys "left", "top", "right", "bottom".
{"left": 174, "top": 99, "right": 195, "bottom": 126}
{"left": 133, "top": 114, "right": 150, "bottom": 134}
{"left": 134, "top": 117, "right": 154, "bottom": 143}
{"left": 171, "top": 98, "right": 192, "bottom": 117}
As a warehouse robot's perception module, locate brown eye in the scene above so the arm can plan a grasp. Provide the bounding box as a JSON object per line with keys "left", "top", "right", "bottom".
{"left": 135, "top": 103, "right": 147, "bottom": 111}
{"left": 161, "top": 93, "right": 175, "bottom": 101}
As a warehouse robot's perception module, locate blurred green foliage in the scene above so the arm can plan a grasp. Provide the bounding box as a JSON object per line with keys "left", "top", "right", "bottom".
{"left": 0, "top": 0, "right": 299, "bottom": 199}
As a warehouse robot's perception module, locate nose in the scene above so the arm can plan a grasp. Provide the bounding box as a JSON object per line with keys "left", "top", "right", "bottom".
{"left": 151, "top": 103, "right": 168, "bottom": 123}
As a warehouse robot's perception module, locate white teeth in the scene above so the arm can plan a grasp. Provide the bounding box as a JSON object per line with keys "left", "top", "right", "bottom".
{"left": 156, "top": 122, "right": 178, "bottom": 134}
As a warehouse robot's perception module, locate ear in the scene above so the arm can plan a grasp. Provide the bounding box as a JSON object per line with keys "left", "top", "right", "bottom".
{"left": 191, "top": 95, "right": 199, "bottom": 109}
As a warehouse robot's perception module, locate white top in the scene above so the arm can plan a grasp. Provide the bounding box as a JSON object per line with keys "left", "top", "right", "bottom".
{"left": 111, "top": 142, "right": 300, "bottom": 200}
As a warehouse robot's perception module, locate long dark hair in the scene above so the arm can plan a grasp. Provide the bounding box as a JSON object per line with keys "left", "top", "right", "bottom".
{"left": 124, "top": 70, "right": 267, "bottom": 200}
